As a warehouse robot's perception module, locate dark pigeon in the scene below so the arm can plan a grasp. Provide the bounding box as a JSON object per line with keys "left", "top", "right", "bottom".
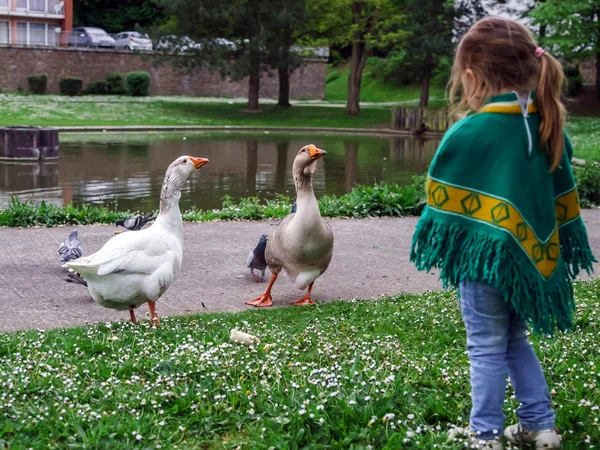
{"left": 247, "top": 234, "right": 268, "bottom": 282}
{"left": 115, "top": 213, "right": 156, "bottom": 231}
{"left": 58, "top": 230, "right": 83, "bottom": 262}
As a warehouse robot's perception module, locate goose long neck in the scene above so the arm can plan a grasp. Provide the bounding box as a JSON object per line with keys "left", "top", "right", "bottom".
{"left": 293, "top": 169, "right": 319, "bottom": 217}
{"left": 156, "top": 170, "right": 184, "bottom": 237}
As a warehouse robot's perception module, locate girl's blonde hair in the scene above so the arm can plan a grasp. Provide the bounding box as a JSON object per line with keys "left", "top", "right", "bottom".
{"left": 449, "top": 17, "right": 566, "bottom": 171}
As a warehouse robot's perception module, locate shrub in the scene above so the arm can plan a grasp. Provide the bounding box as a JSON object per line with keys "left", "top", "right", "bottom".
{"left": 106, "top": 72, "right": 127, "bottom": 95}
{"left": 27, "top": 74, "right": 47, "bottom": 95}
{"left": 574, "top": 161, "right": 600, "bottom": 208}
{"left": 565, "top": 65, "right": 584, "bottom": 96}
{"left": 16, "top": 84, "right": 24, "bottom": 94}
{"left": 126, "top": 71, "right": 151, "bottom": 96}
{"left": 59, "top": 77, "right": 83, "bottom": 96}
{"left": 82, "top": 80, "right": 109, "bottom": 95}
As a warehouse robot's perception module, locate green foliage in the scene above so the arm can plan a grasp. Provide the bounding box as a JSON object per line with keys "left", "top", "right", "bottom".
{"left": 74, "top": 0, "right": 168, "bottom": 34}
{"left": 0, "top": 279, "right": 599, "bottom": 448}
{"left": 531, "top": 0, "right": 599, "bottom": 62}
{"left": 126, "top": 71, "right": 151, "bottom": 96}
{"left": 82, "top": 80, "right": 109, "bottom": 95}
{"left": 16, "top": 84, "right": 24, "bottom": 94}
{"left": 565, "top": 65, "right": 584, "bottom": 96}
{"left": 59, "top": 78, "right": 83, "bottom": 96}
{"left": 106, "top": 72, "right": 127, "bottom": 95}
{"left": 0, "top": 196, "right": 122, "bottom": 227}
{"left": 0, "top": 179, "right": 425, "bottom": 228}
{"left": 574, "top": 161, "right": 600, "bottom": 208}
{"left": 27, "top": 74, "right": 47, "bottom": 95}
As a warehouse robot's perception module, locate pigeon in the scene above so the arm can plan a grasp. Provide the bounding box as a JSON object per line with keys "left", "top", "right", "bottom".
{"left": 58, "top": 230, "right": 83, "bottom": 262}
{"left": 114, "top": 213, "right": 156, "bottom": 234}
{"left": 247, "top": 234, "right": 268, "bottom": 282}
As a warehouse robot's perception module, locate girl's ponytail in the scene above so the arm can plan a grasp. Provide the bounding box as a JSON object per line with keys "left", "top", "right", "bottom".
{"left": 536, "top": 52, "right": 566, "bottom": 171}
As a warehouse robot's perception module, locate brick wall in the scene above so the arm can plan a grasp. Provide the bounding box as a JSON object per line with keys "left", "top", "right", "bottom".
{"left": 0, "top": 46, "right": 327, "bottom": 99}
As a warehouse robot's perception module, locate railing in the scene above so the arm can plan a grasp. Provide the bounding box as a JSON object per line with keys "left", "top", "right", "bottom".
{"left": 3, "top": 0, "right": 64, "bottom": 15}
{"left": 391, "top": 106, "right": 455, "bottom": 133}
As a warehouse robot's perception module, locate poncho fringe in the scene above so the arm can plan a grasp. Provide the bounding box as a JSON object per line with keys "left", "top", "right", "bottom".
{"left": 410, "top": 213, "right": 595, "bottom": 335}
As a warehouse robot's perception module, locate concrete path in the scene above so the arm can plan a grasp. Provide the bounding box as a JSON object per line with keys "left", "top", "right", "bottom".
{"left": 1, "top": 211, "right": 599, "bottom": 332}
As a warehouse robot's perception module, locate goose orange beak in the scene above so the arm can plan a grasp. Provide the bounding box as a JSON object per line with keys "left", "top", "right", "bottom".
{"left": 308, "top": 144, "right": 326, "bottom": 160}
{"left": 190, "top": 157, "right": 209, "bottom": 170}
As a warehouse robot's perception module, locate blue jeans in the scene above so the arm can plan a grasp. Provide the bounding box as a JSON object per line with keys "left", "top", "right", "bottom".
{"left": 459, "top": 280, "right": 555, "bottom": 439}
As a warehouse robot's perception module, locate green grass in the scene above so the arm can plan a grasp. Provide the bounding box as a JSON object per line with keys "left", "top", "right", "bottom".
{"left": 0, "top": 180, "right": 426, "bottom": 228}
{"left": 1, "top": 281, "right": 598, "bottom": 449}
{"left": 566, "top": 118, "right": 600, "bottom": 162}
{"left": 0, "top": 94, "right": 390, "bottom": 128}
{"left": 325, "top": 64, "right": 447, "bottom": 107}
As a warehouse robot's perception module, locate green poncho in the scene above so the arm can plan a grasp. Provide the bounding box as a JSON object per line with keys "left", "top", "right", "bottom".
{"left": 410, "top": 92, "right": 595, "bottom": 335}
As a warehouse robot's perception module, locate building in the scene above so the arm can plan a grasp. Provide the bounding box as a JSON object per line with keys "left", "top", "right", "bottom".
{"left": 0, "top": 0, "right": 72, "bottom": 47}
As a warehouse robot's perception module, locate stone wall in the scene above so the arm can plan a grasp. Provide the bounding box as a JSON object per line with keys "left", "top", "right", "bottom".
{"left": 0, "top": 46, "right": 326, "bottom": 99}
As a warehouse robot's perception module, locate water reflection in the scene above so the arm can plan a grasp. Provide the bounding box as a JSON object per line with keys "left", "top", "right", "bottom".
{"left": 0, "top": 132, "right": 440, "bottom": 212}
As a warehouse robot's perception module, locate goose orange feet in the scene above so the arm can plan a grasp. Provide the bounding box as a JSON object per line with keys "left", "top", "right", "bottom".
{"left": 245, "top": 293, "right": 273, "bottom": 307}
{"left": 246, "top": 273, "right": 277, "bottom": 308}
{"left": 147, "top": 300, "right": 160, "bottom": 327}
{"left": 292, "top": 282, "right": 316, "bottom": 306}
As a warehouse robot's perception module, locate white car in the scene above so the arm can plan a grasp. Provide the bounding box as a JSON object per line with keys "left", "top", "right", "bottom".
{"left": 156, "top": 35, "right": 237, "bottom": 53}
{"left": 114, "top": 31, "right": 153, "bottom": 51}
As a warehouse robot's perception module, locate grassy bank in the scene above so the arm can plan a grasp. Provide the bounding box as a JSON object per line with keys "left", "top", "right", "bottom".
{"left": 0, "top": 281, "right": 598, "bottom": 448}
{"left": 0, "top": 95, "right": 391, "bottom": 129}
{"left": 325, "top": 63, "right": 447, "bottom": 107}
{"left": 0, "top": 180, "right": 426, "bottom": 228}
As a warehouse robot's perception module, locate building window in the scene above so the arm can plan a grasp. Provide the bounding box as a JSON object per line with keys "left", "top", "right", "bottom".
{"left": 0, "top": 0, "right": 8, "bottom": 10}
{"left": 16, "top": 22, "right": 27, "bottom": 45}
{"left": 17, "top": 0, "right": 27, "bottom": 9}
{"left": 15, "top": 22, "right": 57, "bottom": 46}
{"left": 0, "top": 21, "right": 8, "bottom": 44}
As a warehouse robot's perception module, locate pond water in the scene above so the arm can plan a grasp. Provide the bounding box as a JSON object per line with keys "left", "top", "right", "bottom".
{"left": 0, "top": 132, "right": 439, "bottom": 212}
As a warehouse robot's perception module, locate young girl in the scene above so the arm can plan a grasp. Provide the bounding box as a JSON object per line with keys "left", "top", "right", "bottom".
{"left": 410, "top": 17, "right": 595, "bottom": 449}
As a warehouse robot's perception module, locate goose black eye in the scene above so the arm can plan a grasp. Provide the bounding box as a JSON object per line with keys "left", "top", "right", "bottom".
{"left": 183, "top": 159, "right": 187, "bottom": 164}
{"left": 301, "top": 149, "right": 306, "bottom": 153}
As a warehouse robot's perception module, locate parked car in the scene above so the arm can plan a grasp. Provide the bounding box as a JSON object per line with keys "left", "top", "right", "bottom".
{"left": 68, "top": 27, "right": 116, "bottom": 49}
{"left": 114, "top": 31, "right": 153, "bottom": 51}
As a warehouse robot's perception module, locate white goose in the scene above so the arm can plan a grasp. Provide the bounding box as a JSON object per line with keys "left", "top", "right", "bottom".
{"left": 66, "top": 156, "right": 209, "bottom": 325}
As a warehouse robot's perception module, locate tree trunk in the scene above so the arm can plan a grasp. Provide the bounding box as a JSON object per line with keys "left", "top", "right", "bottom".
{"left": 419, "top": 53, "right": 432, "bottom": 108}
{"left": 420, "top": 76, "right": 430, "bottom": 108}
{"left": 346, "top": 1, "right": 370, "bottom": 116}
{"left": 277, "top": 67, "right": 291, "bottom": 107}
{"left": 596, "top": 51, "right": 600, "bottom": 101}
{"left": 346, "top": 41, "right": 368, "bottom": 116}
{"left": 247, "top": 69, "right": 260, "bottom": 111}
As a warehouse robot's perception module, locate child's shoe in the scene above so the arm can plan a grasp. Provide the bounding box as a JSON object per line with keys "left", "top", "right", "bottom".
{"left": 448, "top": 427, "right": 503, "bottom": 449}
{"left": 504, "top": 424, "right": 561, "bottom": 449}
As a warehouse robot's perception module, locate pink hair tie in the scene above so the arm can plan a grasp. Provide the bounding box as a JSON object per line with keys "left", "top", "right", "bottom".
{"left": 535, "top": 47, "right": 545, "bottom": 58}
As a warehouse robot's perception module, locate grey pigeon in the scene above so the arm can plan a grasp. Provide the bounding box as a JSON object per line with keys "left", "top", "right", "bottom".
{"left": 247, "top": 234, "right": 268, "bottom": 282}
{"left": 58, "top": 230, "right": 83, "bottom": 262}
{"left": 115, "top": 213, "right": 156, "bottom": 232}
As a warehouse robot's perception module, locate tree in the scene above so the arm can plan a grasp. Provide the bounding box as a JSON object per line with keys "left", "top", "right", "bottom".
{"left": 397, "top": 0, "right": 455, "bottom": 107}
{"left": 531, "top": 0, "right": 600, "bottom": 99}
{"left": 308, "top": 0, "right": 404, "bottom": 115}
{"left": 264, "top": 0, "right": 308, "bottom": 107}
{"left": 156, "top": 0, "right": 306, "bottom": 111}
{"left": 74, "top": 0, "right": 167, "bottom": 33}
